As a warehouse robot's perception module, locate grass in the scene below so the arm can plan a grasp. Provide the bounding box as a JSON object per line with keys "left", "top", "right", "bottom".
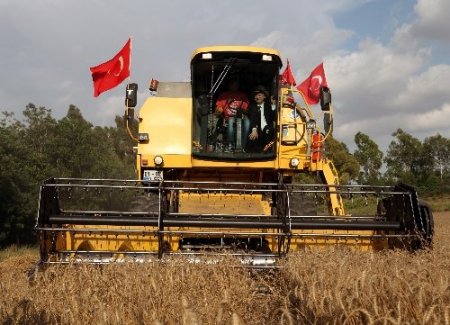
{"left": 424, "top": 194, "right": 450, "bottom": 212}
{"left": 0, "top": 245, "right": 37, "bottom": 262}
{"left": 1, "top": 214, "right": 449, "bottom": 324}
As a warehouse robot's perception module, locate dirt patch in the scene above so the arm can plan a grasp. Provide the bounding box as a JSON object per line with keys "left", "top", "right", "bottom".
{"left": 434, "top": 211, "right": 450, "bottom": 219}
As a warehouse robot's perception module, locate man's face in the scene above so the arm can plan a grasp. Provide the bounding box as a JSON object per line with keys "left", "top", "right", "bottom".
{"left": 254, "top": 92, "right": 266, "bottom": 104}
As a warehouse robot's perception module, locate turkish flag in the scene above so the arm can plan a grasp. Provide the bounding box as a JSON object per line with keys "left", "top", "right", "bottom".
{"left": 280, "top": 59, "right": 296, "bottom": 86}
{"left": 90, "top": 38, "right": 131, "bottom": 97}
{"left": 297, "top": 63, "right": 328, "bottom": 104}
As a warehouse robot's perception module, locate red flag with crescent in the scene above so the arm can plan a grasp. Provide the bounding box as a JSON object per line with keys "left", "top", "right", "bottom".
{"left": 280, "top": 59, "right": 296, "bottom": 86}
{"left": 297, "top": 62, "right": 328, "bottom": 104}
{"left": 90, "top": 38, "right": 131, "bottom": 97}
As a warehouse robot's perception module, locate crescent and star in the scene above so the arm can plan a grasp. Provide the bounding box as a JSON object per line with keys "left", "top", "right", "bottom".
{"left": 107, "top": 56, "right": 124, "bottom": 76}
{"left": 309, "top": 75, "right": 323, "bottom": 92}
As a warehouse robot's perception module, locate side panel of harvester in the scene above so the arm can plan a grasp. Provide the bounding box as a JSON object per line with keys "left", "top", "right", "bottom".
{"left": 137, "top": 95, "right": 193, "bottom": 174}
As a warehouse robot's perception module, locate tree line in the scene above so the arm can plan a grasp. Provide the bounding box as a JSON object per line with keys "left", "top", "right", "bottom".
{"left": 0, "top": 104, "right": 449, "bottom": 246}
{"left": 0, "top": 104, "right": 136, "bottom": 246}
{"left": 325, "top": 130, "right": 449, "bottom": 195}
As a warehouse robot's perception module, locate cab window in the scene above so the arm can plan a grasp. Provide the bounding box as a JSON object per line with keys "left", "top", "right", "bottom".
{"left": 191, "top": 52, "right": 280, "bottom": 161}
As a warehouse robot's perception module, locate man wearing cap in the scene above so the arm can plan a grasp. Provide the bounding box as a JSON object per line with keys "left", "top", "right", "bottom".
{"left": 247, "top": 85, "right": 276, "bottom": 152}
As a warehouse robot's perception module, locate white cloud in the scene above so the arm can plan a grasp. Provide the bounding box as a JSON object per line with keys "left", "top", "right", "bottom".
{"left": 393, "top": 0, "right": 450, "bottom": 45}
{"left": 413, "top": 0, "right": 450, "bottom": 42}
{"left": 394, "top": 65, "right": 450, "bottom": 110}
{"left": 325, "top": 38, "right": 430, "bottom": 118}
{"left": 0, "top": 0, "right": 448, "bottom": 154}
{"left": 323, "top": 21, "right": 450, "bottom": 150}
{"left": 407, "top": 102, "right": 450, "bottom": 133}
{"left": 335, "top": 102, "right": 450, "bottom": 139}
{"left": 95, "top": 94, "right": 125, "bottom": 125}
{"left": 309, "top": 0, "right": 450, "bottom": 151}
{"left": 318, "top": 0, "right": 374, "bottom": 13}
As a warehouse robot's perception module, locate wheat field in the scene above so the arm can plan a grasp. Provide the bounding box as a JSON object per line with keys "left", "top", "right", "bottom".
{"left": 1, "top": 212, "right": 449, "bottom": 324}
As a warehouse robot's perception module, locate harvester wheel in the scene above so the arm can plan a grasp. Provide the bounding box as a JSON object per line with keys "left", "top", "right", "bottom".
{"left": 380, "top": 198, "right": 435, "bottom": 250}
{"left": 417, "top": 200, "right": 434, "bottom": 249}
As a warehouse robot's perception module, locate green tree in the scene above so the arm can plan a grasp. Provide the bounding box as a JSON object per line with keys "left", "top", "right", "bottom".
{"left": 324, "top": 136, "right": 360, "bottom": 184}
{"left": 89, "top": 125, "right": 135, "bottom": 179}
{"left": 50, "top": 105, "right": 134, "bottom": 179}
{"left": 423, "top": 134, "right": 450, "bottom": 181}
{"left": 384, "top": 129, "right": 428, "bottom": 187}
{"left": 422, "top": 134, "right": 450, "bottom": 193}
{"left": 22, "top": 103, "right": 58, "bottom": 181}
{"left": 110, "top": 115, "right": 138, "bottom": 176}
{"left": 0, "top": 104, "right": 137, "bottom": 246}
{"left": 0, "top": 112, "right": 36, "bottom": 245}
{"left": 353, "top": 132, "right": 383, "bottom": 184}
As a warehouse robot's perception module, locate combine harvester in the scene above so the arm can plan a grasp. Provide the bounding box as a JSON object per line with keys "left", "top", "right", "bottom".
{"left": 35, "top": 46, "right": 434, "bottom": 267}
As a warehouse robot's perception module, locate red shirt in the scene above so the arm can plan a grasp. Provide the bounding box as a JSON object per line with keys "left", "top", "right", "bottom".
{"left": 215, "top": 91, "right": 249, "bottom": 118}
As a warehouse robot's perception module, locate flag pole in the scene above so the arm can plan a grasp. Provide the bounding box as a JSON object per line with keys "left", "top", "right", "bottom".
{"left": 128, "top": 36, "right": 132, "bottom": 83}
{"left": 125, "top": 36, "right": 138, "bottom": 142}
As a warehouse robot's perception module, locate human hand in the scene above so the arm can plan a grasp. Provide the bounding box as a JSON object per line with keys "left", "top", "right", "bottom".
{"left": 248, "top": 129, "right": 258, "bottom": 140}
{"left": 215, "top": 107, "right": 223, "bottom": 116}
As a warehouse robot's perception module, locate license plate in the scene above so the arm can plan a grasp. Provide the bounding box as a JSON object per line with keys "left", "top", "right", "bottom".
{"left": 143, "top": 170, "right": 163, "bottom": 182}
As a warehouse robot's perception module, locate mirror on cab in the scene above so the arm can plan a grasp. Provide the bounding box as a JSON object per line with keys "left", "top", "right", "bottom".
{"left": 126, "top": 83, "right": 138, "bottom": 107}
{"left": 320, "top": 86, "right": 331, "bottom": 111}
{"left": 323, "top": 112, "right": 333, "bottom": 135}
{"left": 125, "top": 83, "right": 138, "bottom": 125}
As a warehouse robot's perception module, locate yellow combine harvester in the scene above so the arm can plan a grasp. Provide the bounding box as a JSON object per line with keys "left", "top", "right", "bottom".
{"left": 36, "top": 46, "right": 433, "bottom": 267}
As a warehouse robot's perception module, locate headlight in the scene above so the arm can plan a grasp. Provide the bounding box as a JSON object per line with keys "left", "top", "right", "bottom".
{"left": 290, "top": 158, "right": 300, "bottom": 168}
{"left": 202, "top": 53, "right": 212, "bottom": 59}
{"left": 154, "top": 155, "right": 163, "bottom": 166}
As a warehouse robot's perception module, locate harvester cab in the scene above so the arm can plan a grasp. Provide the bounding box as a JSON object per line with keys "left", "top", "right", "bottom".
{"left": 35, "top": 46, "right": 433, "bottom": 267}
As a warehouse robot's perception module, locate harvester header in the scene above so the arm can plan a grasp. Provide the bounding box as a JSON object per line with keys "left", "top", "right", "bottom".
{"left": 35, "top": 45, "right": 434, "bottom": 267}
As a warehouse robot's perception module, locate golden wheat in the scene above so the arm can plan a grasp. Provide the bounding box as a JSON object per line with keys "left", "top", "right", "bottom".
{"left": 1, "top": 212, "right": 449, "bottom": 324}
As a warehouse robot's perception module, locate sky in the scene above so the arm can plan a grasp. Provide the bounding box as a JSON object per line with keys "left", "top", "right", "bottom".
{"left": 1, "top": 0, "right": 449, "bottom": 152}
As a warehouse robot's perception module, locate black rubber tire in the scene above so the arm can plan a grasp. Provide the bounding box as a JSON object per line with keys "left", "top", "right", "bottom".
{"left": 418, "top": 200, "right": 434, "bottom": 248}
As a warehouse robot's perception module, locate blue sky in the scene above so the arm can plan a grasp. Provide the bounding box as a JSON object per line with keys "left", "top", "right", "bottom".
{"left": 335, "top": 0, "right": 416, "bottom": 47}
{"left": 0, "top": 0, "right": 449, "bottom": 152}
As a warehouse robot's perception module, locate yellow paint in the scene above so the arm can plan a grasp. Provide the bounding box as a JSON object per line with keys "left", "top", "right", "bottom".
{"left": 321, "top": 158, "right": 345, "bottom": 215}
{"left": 179, "top": 192, "right": 271, "bottom": 215}
{"left": 138, "top": 97, "right": 192, "bottom": 152}
{"left": 192, "top": 46, "right": 281, "bottom": 61}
